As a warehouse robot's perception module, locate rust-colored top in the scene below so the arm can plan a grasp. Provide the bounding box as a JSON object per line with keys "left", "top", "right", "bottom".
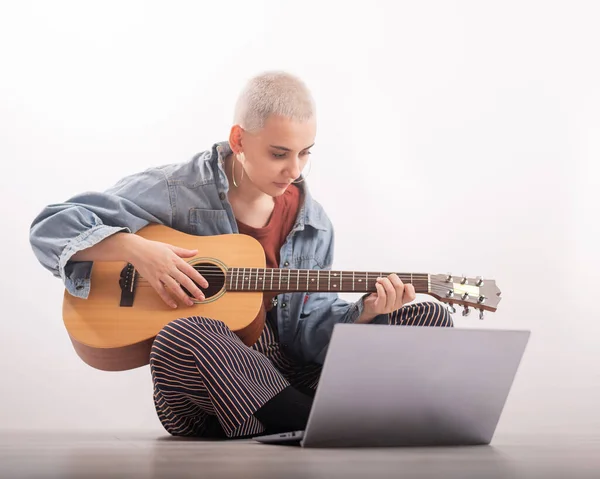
{"left": 236, "top": 185, "right": 301, "bottom": 311}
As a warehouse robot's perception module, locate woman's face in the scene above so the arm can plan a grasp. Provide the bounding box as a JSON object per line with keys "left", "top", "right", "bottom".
{"left": 234, "top": 114, "right": 316, "bottom": 196}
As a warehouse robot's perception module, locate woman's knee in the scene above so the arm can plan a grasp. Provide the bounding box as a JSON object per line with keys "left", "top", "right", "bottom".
{"left": 162, "top": 315, "right": 231, "bottom": 337}
{"left": 151, "top": 316, "right": 231, "bottom": 358}
{"left": 419, "top": 302, "right": 453, "bottom": 327}
{"left": 396, "top": 301, "right": 454, "bottom": 327}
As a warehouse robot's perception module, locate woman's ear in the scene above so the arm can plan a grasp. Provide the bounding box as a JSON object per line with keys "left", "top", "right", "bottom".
{"left": 228, "top": 125, "right": 244, "bottom": 154}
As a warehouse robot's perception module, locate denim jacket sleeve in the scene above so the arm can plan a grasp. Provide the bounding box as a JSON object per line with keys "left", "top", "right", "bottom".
{"left": 297, "top": 223, "right": 382, "bottom": 364}
{"left": 29, "top": 168, "right": 172, "bottom": 299}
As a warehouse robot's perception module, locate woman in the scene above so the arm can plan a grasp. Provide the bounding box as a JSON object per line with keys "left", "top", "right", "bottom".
{"left": 29, "top": 71, "right": 453, "bottom": 439}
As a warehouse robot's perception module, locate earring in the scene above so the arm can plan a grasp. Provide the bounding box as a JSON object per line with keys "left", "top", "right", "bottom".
{"left": 292, "top": 157, "right": 312, "bottom": 184}
{"left": 232, "top": 152, "right": 245, "bottom": 188}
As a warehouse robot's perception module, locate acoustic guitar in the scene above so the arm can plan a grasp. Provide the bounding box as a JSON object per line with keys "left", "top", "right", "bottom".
{"left": 62, "top": 224, "right": 502, "bottom": 371}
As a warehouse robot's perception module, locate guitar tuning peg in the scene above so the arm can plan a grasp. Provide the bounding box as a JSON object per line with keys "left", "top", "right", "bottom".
{"left": 447, "top": 303, "right": 456, "bottom": 314}
{"left": 476, "top": 276, "right": 484, "bottom": 286}
{"left": 446, "top": 273, "right": 453, "bottom": 283}
{"left": 462, "top": 306, "right": 471, "bottom": 317}
{"left": 479, "top": 309, "right": 485, "bottom": 320}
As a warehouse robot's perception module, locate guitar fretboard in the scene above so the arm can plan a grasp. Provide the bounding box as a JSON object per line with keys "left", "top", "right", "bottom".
{"left": 226, "top": 268, "right": 430, "bottom": 293}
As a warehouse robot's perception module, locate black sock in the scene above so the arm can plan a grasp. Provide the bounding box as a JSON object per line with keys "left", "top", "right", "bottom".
{"left": 253, "top": 385, "right": 313, "bottom": 434}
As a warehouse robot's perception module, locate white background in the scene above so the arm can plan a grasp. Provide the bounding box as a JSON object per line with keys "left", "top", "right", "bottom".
{"left": 0, "top": 0, "right": 598, "bottom": 435}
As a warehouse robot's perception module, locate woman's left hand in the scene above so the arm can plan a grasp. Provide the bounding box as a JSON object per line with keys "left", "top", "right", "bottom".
{"left": 360, "top": 273, "right": 416, "bottom": 322}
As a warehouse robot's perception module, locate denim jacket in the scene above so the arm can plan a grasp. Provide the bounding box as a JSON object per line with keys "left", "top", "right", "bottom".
{"left": 29, "top": 141, "right": 378, "bottom": 365}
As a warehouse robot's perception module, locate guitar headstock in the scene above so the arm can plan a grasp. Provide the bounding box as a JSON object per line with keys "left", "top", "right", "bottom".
{"left": 428, "top": 274, "right": 501, "bottom": 320}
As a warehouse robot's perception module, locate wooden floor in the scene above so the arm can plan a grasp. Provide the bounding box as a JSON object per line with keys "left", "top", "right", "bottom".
{"left": 1, "top": 431, "right": 599, "bottom": 478}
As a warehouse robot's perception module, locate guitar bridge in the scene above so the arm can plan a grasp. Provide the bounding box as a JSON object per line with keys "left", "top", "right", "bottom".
{"left": 119, "top": 263, "right": 138, "bottom": 307}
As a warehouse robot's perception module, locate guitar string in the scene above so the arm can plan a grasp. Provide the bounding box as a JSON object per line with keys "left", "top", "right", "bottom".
{"left": 131, "top": 282, "right": 480, "bottom": 297}
{"left": 133, "top": 267, "right": 431, "bottom": 280}
{"left": 134, "top": 275, "right": 432, "bottom": 282}
{"left": 132, "top": 284, "right": 465, "bottom": 294}
{"left": 130, "top": 284, "right": 488, "bottom": 308}
{"left": 128, "top": 268, "right": 485, "bottom": 299}
{"left": 132, "top": 271, "right": 471, "bottom": 289}
{"left": 131, "top": 265, "right": 466, "bottom": 281}
{"left": 134, "top": 275, "right": 432, "bottom": 284}
{"left": 129, "top": 270, "right": 469, "bottom": 282}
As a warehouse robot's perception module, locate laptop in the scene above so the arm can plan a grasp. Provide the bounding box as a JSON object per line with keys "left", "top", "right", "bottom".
{"left": 253, "top": 324, "right": 530, "bottom": 448}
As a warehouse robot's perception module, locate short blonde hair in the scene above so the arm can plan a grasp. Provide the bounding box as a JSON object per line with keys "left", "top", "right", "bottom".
{"left": 233, "top": 71, "right": 316, "bottom": 133}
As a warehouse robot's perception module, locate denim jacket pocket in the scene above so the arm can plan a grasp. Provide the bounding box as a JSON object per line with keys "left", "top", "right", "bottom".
{"left": 189, "top": 208, "right": 232, "bottom": 236}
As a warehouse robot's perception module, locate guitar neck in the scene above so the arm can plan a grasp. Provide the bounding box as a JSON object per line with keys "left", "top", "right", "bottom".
{"left": 226, "top": 268, "right": 429, "bottom": 294}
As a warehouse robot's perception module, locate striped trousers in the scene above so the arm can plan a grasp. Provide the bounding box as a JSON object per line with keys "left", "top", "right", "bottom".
{"left": 150, "top": 301, "right": 453, "bottom": 438}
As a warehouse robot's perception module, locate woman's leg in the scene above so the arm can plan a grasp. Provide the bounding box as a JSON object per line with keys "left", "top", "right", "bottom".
{"left": 150, "top": 316, "right": 291, "bottom": 438}
{"left": 151, "top": 303, "right": 448, "bottom": 439}
{"left": 254, "top": 310, "right": 322, "bottom": 397}
{"left": 387, "top": 301, "right": 454, "bottom": 327}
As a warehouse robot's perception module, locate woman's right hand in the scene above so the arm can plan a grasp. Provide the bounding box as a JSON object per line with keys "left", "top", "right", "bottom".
{"left": 129, "top": 238, "right": 208, "bottom": 308}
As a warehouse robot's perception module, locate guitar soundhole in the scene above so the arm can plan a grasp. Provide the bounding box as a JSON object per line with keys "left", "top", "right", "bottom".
{"left": 181, "top": 262, "right": 225, "bottom": 301}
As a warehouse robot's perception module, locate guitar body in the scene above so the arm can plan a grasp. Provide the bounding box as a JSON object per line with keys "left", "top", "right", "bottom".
{"left": 63, "top": 224, "right": 267, "bottom": 371}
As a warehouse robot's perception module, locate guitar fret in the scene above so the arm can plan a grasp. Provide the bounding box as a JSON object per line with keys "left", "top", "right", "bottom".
{"left": 288, "top": 269, "right": 291, "bottom": 290}
{"left": 306, "top": 270, "right": 310, "bottom": 291}
{"left": 271, "top": 269, "right": 274, "bottom": 291}
{"left": 297, "top": 269, "right": 300, "bottom": 291}
{"left": 278, "top": 270, "right": 281, "bottom": 291}
{"left": 235, "top": 268, "right": 239, "bottom": 290}
{"left": 328, "top": 271, "right": 331, "bottom": 291}
{"left": 255, "top": 268, "right": 259, "bottom": 291}
{"left": 352, "top": 271, "right": 355, "bottom": 292}
{"left": 317, "top": 270, "right": 320, "bottom": 290}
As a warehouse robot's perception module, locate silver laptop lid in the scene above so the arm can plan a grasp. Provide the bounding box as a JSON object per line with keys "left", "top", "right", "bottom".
{"left": 303, "top": 325, "right": 530, "bottom": 447}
